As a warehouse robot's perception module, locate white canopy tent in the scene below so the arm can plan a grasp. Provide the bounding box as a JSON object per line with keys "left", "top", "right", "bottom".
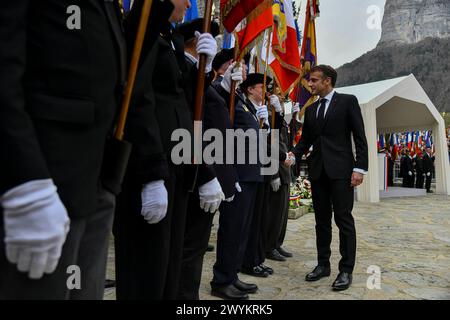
{"left": 336, "top": 74, "right": 450, "bottom": 203}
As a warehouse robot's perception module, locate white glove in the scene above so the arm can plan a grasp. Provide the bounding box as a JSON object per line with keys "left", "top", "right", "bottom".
{"left": 427, "top": 172, "right": 431, "bottom": 177}
{"left": 1, "top": 179, "right": 70, "bottom": 279}
{"left": 271, "top": 178, "right": 281, "bottom": 192}
{"left": 256, "top": 105, "right": 269, "bottom": 122}
{"left": 199, "top": 178, "right": 225, "bottom": 213}
{"left": 408, "top": 171, "right": 413, "bottom": 176}
{"left": 195, "top": 31, "right": 217, "bottom": 73}
{"left": 221, "top": 62, "right": 243, "bottom": 93}
{"left": 269, "top": 95, "right": 282, "bottom": 113}
{"left": 141, "top": 180, "right": 168, "bottom": 224}
{"left": 292, "top": 102, "right": 300, "bottom": 113}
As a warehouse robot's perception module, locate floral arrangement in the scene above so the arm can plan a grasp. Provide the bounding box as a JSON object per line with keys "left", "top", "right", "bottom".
{"left": 289, "top": 177, "right": 312, "bottom": 210}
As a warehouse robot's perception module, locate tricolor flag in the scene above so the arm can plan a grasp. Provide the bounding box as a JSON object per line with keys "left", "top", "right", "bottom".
{"left": 290, "top": 0, "right": 319, "bottom": 107}
{"left": 260, "top": 0, "right": 302, "bottom": 95}
{"left": 425, "top": 131, "right": 432, "bottom": 148}
{"left": 378, "top": 134, "right": 385, "bottom": 151}
{"left": 406, "top": 132, "right": 413, "bottom": 150}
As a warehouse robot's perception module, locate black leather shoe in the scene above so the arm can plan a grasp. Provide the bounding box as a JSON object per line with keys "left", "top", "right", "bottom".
{"left": 305, "top": 266, "right": 331, "bottom": 281}
{"left": 241, "top": 265, "right": 269, "bottom": 278}
{"left": 105, "top": 279, "right": 116, "bottom": 288}
{"left": 277, "top": 246, "right": 293, "bottom": 258}
{"left": 332, "top": 272, "right": 352, "bottom": 291}
{"left": 211, "top": 284, "right": 249, "bottom": 300}
{"left": 233, "top": 279, "right": 258, "bottom": 294}
{"left": 266, "top": 249, "right": 286, "bottom": 261}
{"left": 206, "top": 244, "right": 214, "bottom": 252}
{"left": 259, "top": 263, "right": 273, "bottom": 275}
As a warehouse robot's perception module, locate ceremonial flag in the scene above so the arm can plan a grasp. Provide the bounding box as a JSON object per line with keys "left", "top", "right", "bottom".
{"left": 406, "top": 132, "right": 412, "bottom": 150}
{"left": 260, "top": 0, "right": 302, "bottom": 95}
{"left": 234, "top": 2, "right": 273, "bottom": 61}
{"left": 379, "top": 134, "right": 385, "bottom": 151}
{"left": 222, "top": 30, "right": 235, "bottom": 49}
{"left": 221, "top": 0, "right": 272, "bottom": 33}
{"left": 184, "top": 0, "right": 199, "bottom": 22}
{"left": 290, "top": 0, "right": 319, "bottom": 106}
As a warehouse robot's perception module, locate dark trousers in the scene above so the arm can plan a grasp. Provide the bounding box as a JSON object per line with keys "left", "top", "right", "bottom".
{"left": 265, "top": 183, "right": 289, "bottom": 252}
{"left": 415, "top": 173, "right": 424, "bottom": 189}
{"left": 114, "top": 169, "right": 189, "bottom": 300}
{"left": 0, "top": 185, "right": 115, "bottom": 300}
{"left": 242, "top": 182, "right": 270, "bottom": 268}
{"left": 311, "top": 168, "right": 356, "bottom": 274}
{"left": 212, "top": 182, "right": 257, "bottom": 286}
{"left": 403, "top": 175, "right": 415, "bottom": 188}
{"left": 177, "top": 191, "right": 216, "bottom": 300}
{"left": 425, "top": 174, "right": 432, "bottom": 191}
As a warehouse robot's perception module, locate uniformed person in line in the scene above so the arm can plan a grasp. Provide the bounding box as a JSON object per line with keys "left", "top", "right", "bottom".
{"left": 176, "top": 19, "right": 239, "bottom": 300}
{"left": 113, "top": 0, "right": 222, "bottom": 299}
{"left": 212, "top": 48, "right": 234, "bottom": 88}
{"left": 210, "top": 72, "right": 271, "bottom": 300}
{"left": 241, "top": 81, "right": 286, "bottom": 277}
{"left": 422, "top": 147, "right": 435, "bottom": 193}
{"left": 0, "top": 0, "right": 126, "bottom": 299}
{"left": 264, "top": 91, "right": 294, "bottom": 262}
{"left": 414, "top": 150, "right": 424, "bottom": 189}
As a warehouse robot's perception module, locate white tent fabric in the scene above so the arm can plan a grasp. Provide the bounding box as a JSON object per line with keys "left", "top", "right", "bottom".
{"left": 336, "top": 74, "right": 450, "bottom": 202}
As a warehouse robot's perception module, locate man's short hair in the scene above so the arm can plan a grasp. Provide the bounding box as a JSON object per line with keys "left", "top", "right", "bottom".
{"left": 311, "top": 65, "right": 338, "bottom": 87}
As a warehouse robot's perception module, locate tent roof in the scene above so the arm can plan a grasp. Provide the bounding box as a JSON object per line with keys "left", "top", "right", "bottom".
{"left": 336, "top": 75, "right": 409, "bottom": 105}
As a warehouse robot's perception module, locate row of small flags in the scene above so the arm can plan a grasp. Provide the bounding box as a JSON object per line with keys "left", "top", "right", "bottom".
{"left": 378, "top": 131, "right": 433, "bottom": 158}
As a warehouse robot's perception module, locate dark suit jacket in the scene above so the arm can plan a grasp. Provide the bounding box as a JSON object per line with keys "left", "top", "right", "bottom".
{"left": 422, "top": 153, "right": 434, "bottom": 174}
{"left": 293, "top": 92, "right": 368, "bottom": 180}
{"left": 0, "top": 0, "right": 125, "bottom": 218}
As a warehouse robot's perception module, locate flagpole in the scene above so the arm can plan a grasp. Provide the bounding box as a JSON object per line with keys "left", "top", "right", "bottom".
{"left": 115, "top": 0, "right": 154, "bottom": 140}
{"left": 193, "top": 0, "right": 213, "bottom": 167}
{"left": 229, "top": 37, "right": 239, "bottom": 125}
{"left": 260, "top": 30, "right": 272, "bottom": 129}
{"left": 193, "top": 0, "right": 213, "bottom": 122}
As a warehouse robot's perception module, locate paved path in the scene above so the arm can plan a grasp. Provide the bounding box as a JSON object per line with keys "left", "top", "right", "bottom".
{"left": 105, "top": 194, "right": 450, "bottom": 300}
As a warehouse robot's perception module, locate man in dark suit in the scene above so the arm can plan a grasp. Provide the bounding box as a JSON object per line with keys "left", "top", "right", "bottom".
{"left": 287, "top": 65, "right": 368, "bottom": 291}
{"left": 422, "top": 147, "right": 435, "bottom": 193}
{"left": 0, "top": 0, "right": 126, "bottom": 299}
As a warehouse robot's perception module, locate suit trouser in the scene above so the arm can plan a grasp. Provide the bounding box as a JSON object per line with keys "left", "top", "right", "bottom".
{"left": 177, "top": 191, "right": 216, "bottom": 300}
{"left": 264, "top": 184, "right": 289, "bottom": 253}
{"left": 242, "top": 182, "right": 270, "bottom": 268}
{"left": 0, "top": 185, "right": 115, "bottom": 300}
{"left": 311, "top": 168, "right": 356, "bottom": 274}
{"left": 425, "top": 175, "right": 432, "bottom": 191}
{"left": 415, "top": 173, "right": 424, "bottom": 189}
{"left": 212, "top": 182, "right": 257, "bottom": 286}
{"left": 114, "top": 169, "right": 189, "bottom": 300}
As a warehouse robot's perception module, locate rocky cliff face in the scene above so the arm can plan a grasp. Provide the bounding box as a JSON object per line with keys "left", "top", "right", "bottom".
{"left": 379, "top": 0, "right": 450, "bottom": 47}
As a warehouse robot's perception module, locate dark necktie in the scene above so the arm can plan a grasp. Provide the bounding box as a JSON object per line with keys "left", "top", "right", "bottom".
{"left": 317, "top": 98, "right": 327, "bottom": 128}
